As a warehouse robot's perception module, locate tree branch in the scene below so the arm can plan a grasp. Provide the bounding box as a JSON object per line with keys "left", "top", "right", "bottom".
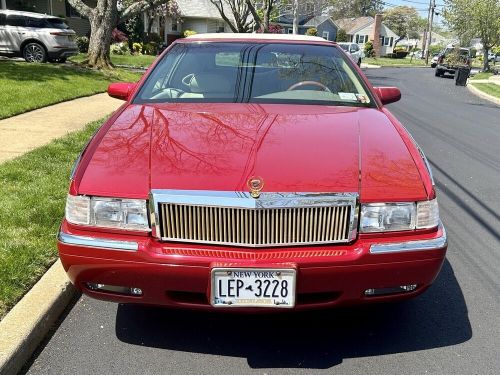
{"left": 66, "top": 0, "right": 92, "bottom": 18}
{"left": 120, "top": 0, "right": 167, "bottom": 23}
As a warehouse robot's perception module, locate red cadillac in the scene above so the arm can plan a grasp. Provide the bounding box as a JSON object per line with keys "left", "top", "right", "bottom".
{"left": 58, "top": 34, "right": 447, "bottom": 310}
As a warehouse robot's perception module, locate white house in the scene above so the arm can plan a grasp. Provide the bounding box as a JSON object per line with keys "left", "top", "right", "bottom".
{"left": 334, "top": 15, "right": 399, "bottom": 56}
{"left": 145, "top": 0, "right": 234, "bottom": 45}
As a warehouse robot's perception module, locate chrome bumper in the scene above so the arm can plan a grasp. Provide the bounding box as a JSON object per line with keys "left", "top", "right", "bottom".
{"left": 370, "top": 223, "right": 447, "bottom": 254}
{"left": 58, "top": 231, "right": 138, "bottom": 251}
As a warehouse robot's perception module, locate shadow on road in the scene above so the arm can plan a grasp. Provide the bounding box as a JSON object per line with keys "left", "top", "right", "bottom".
{"left": 115, "top": 259, "right": 471, "bottom": 369}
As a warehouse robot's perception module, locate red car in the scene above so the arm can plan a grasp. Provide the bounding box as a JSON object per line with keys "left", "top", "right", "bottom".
{"left": 58, "top": 34, "right": 447, "bottom": 311}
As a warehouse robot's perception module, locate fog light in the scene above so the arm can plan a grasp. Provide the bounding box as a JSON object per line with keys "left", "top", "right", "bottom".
{"left": 86, "top": 283, "right": 142, "bottom": 296}
{"left": 130, "top": 287, "right": 143, "bottom": 296}
{"left": 364, "top": 284, "right": 418, "bottom": 296}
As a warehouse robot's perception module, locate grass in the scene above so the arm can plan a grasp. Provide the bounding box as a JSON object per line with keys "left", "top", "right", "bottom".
{"left": 470, "top": 72, "right": 493, "bottom": 80}
{"left": 0, "top": 118, "right": 103, "bottom": 319}
{"left": 470, "top": 83, "right": 500, "bottom": 99}
{"left": 70, "top": 53, "right": 157, "bottom": 68}
{"left": 363, "top": 57, "right": 427, "bottom": 67}
{"left": 0, "top": 61, "right": 142, "bottom": 119}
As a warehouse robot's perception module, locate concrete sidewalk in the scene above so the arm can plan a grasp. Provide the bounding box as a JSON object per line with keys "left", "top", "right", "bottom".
{"left": 0, "top": 93, "right": 122, "bottom": 163}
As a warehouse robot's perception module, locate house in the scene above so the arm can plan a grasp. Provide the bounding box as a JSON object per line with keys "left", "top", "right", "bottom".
{"left": 2, "top": 0, "right": 92, "bottom": 36}
{"left": 148, "top": 0, "right": 234, "bottom": 46}
{"left": 334, "top": 15, "right": 398, "bottom": 57}
{"left": 276, "top": 15, "right": 337, "bottom": 41}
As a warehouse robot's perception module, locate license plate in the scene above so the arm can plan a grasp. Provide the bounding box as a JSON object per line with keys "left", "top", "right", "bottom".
{"left": 211, "top": 268, "right": 296, "bottom": 308}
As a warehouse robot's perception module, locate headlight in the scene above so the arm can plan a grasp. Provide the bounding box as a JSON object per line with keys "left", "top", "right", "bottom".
{"left": 360, "top": 199, "right": 439, "bottom": 233}
{"left": 65, "top": 195, "right": 149, "bottom": 231}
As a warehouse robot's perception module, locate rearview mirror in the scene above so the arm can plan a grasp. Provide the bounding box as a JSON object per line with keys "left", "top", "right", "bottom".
{"left": 373, "top": 86, "right": 401, "bottom": 105}
{"left": 107, "top": 82, "right": 136, "bottom": 101}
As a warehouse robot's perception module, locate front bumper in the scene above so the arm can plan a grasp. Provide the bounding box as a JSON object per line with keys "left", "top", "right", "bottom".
{"left": 58, "top": 221, "right": 447, "bottom": 311}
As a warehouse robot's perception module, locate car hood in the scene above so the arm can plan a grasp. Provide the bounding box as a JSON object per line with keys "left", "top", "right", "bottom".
{"left": 78, "top": 103, "right": 426, "bottom": 201}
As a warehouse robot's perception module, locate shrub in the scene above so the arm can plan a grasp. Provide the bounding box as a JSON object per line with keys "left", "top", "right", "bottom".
{"left": 336, "top": 28, "right": 348, "bottom": 42}
{"left": 111, "top": 42, "right": 130, "bottom": 55}
{"left": 75, "top": 36, "right": 89, "bottom": 53}
{"left": 142, "top": 42, "right": 157, "bottom": 55}
{"left": 306, "top": 27, "right": 317, "bottom": 36}
{"left": 364, "top": 41, "right": 374, "bottom": 57}
{"left": 132, "top": 42, "right": 143, "bottom": 54}
{"left": 112, "top": 28, "right": 128, "bottom": 43}
{"left": 183, "top": 30, "right": 197, "bottom": 37}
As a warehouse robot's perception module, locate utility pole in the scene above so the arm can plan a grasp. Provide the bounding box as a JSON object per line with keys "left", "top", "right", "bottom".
{"left": 292, "top": 0, "right": 299, "bottom": 34}
{"left": 425, "top": 0, "right": 436, "bottom": 65}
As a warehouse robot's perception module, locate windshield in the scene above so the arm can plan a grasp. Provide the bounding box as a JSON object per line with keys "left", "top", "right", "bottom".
{"left": 135, "top": 42, "right": 373, "bottom": 107}
{"left": 338, "top": 44, "right": 349, "bottom": 51}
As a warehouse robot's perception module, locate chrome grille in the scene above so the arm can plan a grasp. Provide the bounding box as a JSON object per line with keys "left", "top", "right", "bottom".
{"left": 151, "top": 190, "right": 358, "bottom": 247}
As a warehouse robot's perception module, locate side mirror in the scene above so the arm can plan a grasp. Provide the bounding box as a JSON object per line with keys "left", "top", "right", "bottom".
{"left": 373, "top": 86, "right": 401, "bottom": 105}
{"left": 107, "top": 82, "right": 136, "bottom": 101}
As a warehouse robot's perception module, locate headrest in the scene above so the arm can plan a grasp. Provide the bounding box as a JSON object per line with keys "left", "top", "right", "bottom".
{"left": 189, "top": 74, "right": 232, "bottom": 93}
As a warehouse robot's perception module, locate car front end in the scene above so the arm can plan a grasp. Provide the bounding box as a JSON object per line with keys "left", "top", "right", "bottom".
{"left": 58, "top": 35, "right": 447, "bottom": 311}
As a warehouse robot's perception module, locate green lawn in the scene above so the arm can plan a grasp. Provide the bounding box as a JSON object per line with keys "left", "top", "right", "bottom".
{"left": 470, "top": 72, "right": 493, "bottom": 80}
{"left": 70, "top": 53, "right": 157, "bottom": 68}
{"left": 0, "top": 61, "right": 142, "bottom": 119}
{"left": 470, "top": 83, "right": 500, "bottom": 99}
{"left": 363, "top": 57, "right": 427, "bottom": 67}
{"left": 0, "top": 118, "right": 103, "bottom": 319}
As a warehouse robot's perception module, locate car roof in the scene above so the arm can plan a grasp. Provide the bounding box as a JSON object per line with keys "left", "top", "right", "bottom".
{"left": 184, "top": 33, "right": 332, "bottom": 44}
{"left": 0, "top": 10, "right": 58, "bottom": 19}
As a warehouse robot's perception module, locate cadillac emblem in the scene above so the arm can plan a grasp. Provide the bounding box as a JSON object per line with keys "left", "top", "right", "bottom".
{"left": 248, "top": 176, "right": 264, "bottom": 198}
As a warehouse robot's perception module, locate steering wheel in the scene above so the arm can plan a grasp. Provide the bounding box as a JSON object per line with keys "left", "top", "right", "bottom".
{"left": 287, "top": 81, "right": 331, "bottom": 92}
{"left": 181, "top": 73, "right": 195, "bottom": 87}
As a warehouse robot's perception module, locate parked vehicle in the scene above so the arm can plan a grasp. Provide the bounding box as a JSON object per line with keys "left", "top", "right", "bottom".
{"left": 0, "top": 10, "right": 78, "bottom": 63}
{"left": 487, "top": 52, "right": 500, "bottom": 63}
{"left": 338, "top": 42, "right": 363, "bottom": 66}
{"left": 435, "top": 47, "right": 472, "bottom": 77}
{"left": 59, "top": 34, "right": 446, "bottom": 311}
{"left": 430, "top": 53, "right": 439, "bottom": 68}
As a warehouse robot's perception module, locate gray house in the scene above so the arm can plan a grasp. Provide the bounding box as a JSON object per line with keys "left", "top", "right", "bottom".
{"left": 276, "top": 14, "right": 337, "bottom": 42}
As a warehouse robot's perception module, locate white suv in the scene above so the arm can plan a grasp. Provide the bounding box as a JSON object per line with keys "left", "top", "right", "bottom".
{"left": 0, "top": 10, "right": 78, "bottom": 63}
{"left": 338, "top": 42, "right": 363, "bottom": 66}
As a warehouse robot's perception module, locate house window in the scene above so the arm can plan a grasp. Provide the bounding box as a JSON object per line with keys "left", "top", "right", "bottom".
{"left": 171, "top": 19, "right": 178, "bottom": 32}
{"left": 382, "top": 37, "right": 393, "bottom": 46}
{"left": 355, "top": 34, "right": 367, "bottom": 44}
{"left": 288, "top": 28, "right": 293, "bottom": 34}
{"left": 322, "top": 31, "right": 329, "bottom": 40}
{"left": 216, "top": 21, "right": 225, "bottom": 33}
{"left": 65, "top": 1, "right": 81, "bottom": 18}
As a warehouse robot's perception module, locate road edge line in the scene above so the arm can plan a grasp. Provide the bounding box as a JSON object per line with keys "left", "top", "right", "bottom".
{"left": 0, "top": 260, "right": 75, "bottom": 375}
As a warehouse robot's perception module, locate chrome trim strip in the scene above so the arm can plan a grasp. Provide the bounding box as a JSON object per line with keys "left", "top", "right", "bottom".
{"left": 370, "top": 223, "right": 447, "bottom": 254}
{"left": 150, "top": 190, "right": 359, "bottom": 246}
{"left": 58, "top": 231, "right": 139, "bottom": 251}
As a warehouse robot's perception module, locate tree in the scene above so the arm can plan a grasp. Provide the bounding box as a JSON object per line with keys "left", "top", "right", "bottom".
{"left": 328, "top": 0, "right": 383, "bottom": 19}
{"left": 210, "top": 0, "right": 254, "bottom": 32}
{"left": 383, "top": 6, "right": 423, "bottom": 46}
{"left": 444, "top": 0, "right": 500, "bottom": 71}
{"left": 67, "top": 0, "right": 177, "bottom": 68}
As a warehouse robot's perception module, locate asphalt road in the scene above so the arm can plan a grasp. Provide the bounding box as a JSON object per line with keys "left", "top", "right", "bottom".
{"left": 25, "top": 68, "right": 499, "bottom": 375}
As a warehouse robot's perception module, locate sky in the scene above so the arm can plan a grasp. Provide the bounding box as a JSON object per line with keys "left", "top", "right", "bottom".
{"left": 380, "top": 0, "right": 446, "bottom": 21}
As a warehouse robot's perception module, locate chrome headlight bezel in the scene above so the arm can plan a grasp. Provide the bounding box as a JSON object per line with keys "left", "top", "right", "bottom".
{"left": 360, "top": 199, "right": 439, "bottom": 233}
{"left": 65, "top": 195, "right": 150, "bottom": 232}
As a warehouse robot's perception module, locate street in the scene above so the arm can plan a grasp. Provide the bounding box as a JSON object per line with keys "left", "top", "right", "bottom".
{"left": 24, "top": 68, "right": 499, "bottom": 375}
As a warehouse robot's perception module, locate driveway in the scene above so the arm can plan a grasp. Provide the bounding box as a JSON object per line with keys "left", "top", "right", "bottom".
{"left": 24, "top": 68, "right": 500, "bottom": 375}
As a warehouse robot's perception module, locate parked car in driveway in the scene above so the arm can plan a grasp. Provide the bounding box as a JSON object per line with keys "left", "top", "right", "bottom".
{"left": 338, "top": 42, "right": 363, "bottom": 66}
{"left": 435, "top": 47, "right": 472, "bottom": 77}
{"left": 0, "top": 10, "right": 78, "bottom": 63}
{"left": 58, "top": 34, "right": 447, "bottom": 311}
{"left": 487, "top": 52, "right": 499, "bottom": 63}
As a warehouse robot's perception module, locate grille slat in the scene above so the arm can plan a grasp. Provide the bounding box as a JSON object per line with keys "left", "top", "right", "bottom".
{"left": 158, "top": 203, "right": 353, "bottom": 247}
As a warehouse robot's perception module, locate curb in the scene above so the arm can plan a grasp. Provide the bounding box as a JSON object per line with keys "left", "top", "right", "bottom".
{"left": 467, "top": 83, "right": 500, "bottom": 106}
{"left": 0, "top": 260, "right": 75, "bottom": 375}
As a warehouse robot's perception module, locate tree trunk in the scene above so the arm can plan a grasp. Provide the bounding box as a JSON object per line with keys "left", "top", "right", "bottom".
{"left": 483, "top": 48, "right": 490, "bottom": 72}
{"left": 87, "top": 0, "right": 118, "bottom": 69}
